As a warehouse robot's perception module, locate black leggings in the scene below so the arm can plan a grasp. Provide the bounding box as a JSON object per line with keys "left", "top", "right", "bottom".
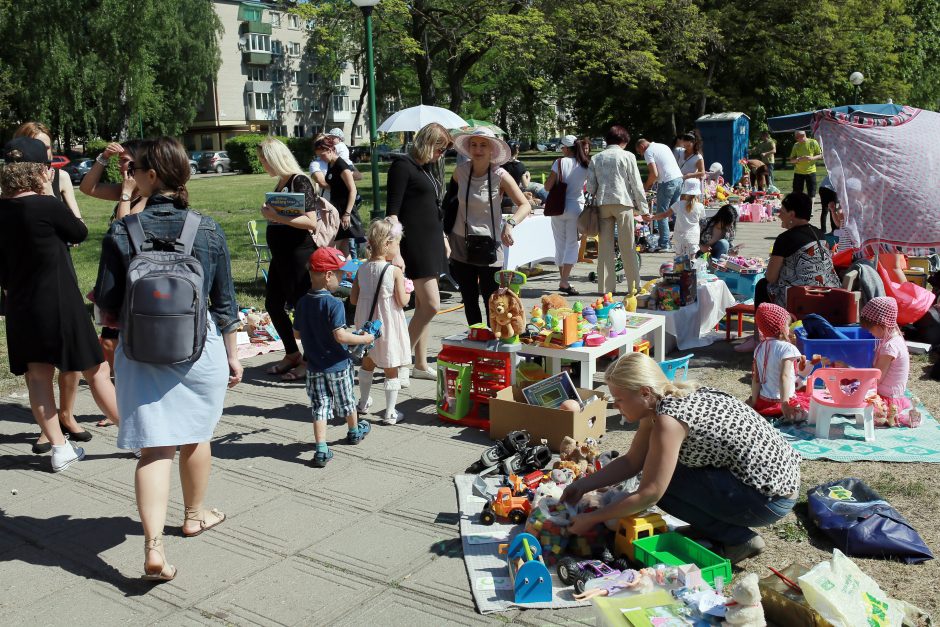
{"left": 265, "top": 243, "right": 315, "bottom": 355}
{"left": 754, "top": 278, "right": 769, "bottom": 308}
{"left": 818, "top": 186, "right": 838, "bottom": 232}
{"left": 449, "top": 258, "right": 499, "bottom": 326}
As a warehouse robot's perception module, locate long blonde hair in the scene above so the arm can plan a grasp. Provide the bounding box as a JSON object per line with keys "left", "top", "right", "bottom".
{"left": 605, "top": 352, "right": 699, "bottom": 398}
{"left": 410, "top": 122, "right": 453, "bottom": 164}
{"left": 257, "top": 136, "right": 304, "bottom": 177}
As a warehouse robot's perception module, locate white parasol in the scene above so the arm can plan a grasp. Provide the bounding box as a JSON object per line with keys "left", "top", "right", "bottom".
{"left": 377, "top": 105, "right": 468, "bottom": 133}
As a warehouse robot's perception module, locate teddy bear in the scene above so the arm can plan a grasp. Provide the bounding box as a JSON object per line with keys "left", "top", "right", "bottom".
{"left": 552, "top": 459, "right": 582, "bottom": 480}
{"left": 550, "top": 467, "right": 574, "bottom": 488}
{"left": 488, "top": 289, "right": 525, "bottom": 340}
{"left": 541, "top": 293, "right": 568, "bottom": 315}
{"left": 556, "top": 436, "right": 588, "bottom": 475}
{"left": 532, "top": 480, "right": 563, "bottom": 508}
{"left": 724, "top": 572, "right": 766, "bottom": 627}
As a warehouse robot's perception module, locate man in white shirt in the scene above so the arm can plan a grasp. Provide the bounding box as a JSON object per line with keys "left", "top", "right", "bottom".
{"left": 636, "top": 138, "right": 683, "bottom": 252}
{"left": 327, "top": 128, "right": 363, "bottom": 181}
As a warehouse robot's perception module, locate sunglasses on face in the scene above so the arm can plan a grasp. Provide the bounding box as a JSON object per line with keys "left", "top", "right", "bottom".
{"left": 127, "top": 162, "right": 144, "bottom": 173}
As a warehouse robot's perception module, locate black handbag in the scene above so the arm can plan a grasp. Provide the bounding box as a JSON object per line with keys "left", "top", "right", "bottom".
{"left": 442, "top": 179, "right": 459, "bottom": 234}
{"left": 463, "top": 168, "right": 500, "bottom": 266}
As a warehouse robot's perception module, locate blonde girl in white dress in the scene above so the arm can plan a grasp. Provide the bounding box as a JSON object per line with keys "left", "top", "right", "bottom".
{"left": 351, "top": 219, "right": 411, "bottom": 424}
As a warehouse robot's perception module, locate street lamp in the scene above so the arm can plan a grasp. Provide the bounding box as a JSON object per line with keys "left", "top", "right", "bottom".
{"left": 849, "top": 71, "right": 864, "bottom": 105}
{"left": 350, "top": 0, "right": 382, "bottom": 219}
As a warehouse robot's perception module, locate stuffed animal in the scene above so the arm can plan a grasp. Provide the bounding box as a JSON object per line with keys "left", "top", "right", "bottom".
{"left": 488, "top": 289, "right": 525, "bottom": 340}
{"left": 532, "top": 480, "right": 563, "bottom": 508}
{"left": 552, "top": 459, "right": 582, "bottom": 480}
{"left": 725, "top": 573, "right": 766, "bottom": 627}
{"left": 541, "top": 293, "right": 568, "bottom": 314}
{"left": 557, "top": 436, "right": 589, "bottom": 475}
{"left": 550, "top": 467, "right": 574, "bottom": 488}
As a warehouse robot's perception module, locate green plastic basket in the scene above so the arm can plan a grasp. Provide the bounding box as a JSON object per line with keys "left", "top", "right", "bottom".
{"left": 631, "top": 532, "right": 732, "bottom": 587}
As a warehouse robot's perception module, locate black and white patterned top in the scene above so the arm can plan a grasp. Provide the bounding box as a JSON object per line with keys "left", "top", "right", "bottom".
{"left": 657, "top": 387, "right": 802, "bottom": 497}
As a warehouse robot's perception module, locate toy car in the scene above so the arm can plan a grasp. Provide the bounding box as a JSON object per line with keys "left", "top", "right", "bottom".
{"left": 557, "top": 554, "right": 630, "bottom": 594}
{"left": 479, "top": 486, "right": 532, "bottom": 525}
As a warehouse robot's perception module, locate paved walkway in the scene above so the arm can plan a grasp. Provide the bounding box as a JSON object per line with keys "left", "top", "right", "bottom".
{"left": 0, "top": 219, "right": 781, "bottom": 626}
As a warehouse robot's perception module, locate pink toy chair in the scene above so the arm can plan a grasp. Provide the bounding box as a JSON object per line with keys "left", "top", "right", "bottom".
{"left": 808, "top": 368, "right": 881, "bottom": 442}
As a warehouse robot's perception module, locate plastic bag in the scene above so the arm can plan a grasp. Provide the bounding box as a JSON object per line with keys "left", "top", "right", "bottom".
{"left": 524, "top": 498, "right": 571, "bottom": 564}
{"left": 798, "top": 549, "right": 904, "bottom": 627}
{"left": 808, "top": 478, "right": 933, "bottom": 564}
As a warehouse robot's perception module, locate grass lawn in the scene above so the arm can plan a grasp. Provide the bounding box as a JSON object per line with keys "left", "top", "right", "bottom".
{"left": 0, "top": 154, "right": 817, "bottom": 393}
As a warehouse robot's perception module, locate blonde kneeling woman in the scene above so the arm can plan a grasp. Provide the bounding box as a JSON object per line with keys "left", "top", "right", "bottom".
{"left": 560, "top": 352, "right": 801, "bottom": 564}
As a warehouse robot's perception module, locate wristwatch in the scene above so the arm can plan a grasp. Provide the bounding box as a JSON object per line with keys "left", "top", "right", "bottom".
{"left": 120, "top": 193, "right": 131, "bottom": 202}
{"left": 96, "top": 154, "right": 110, "bottom": 166}
{"left": 506, "top": 217, "right": 517, "bottom": 227}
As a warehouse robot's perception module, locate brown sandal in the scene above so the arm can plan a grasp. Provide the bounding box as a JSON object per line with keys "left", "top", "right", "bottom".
{"left": 182, "top": 506, "right": 226, "bottom": 538}
{"left": 142, "top": 535, "right": 177, "bottom": 581}
{"left": 266, "top": 355, "right": 302, "bottom": 376}
{"left": 280, "top": 364, "right": 306, "bottom": 382}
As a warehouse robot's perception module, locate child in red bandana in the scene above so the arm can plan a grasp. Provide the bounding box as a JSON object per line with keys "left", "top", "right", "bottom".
{"left": 748, "top": 303, "right": 811, "bottom": 421}
{"left": 861, "top": 297, "right": 921, "bottom": 428}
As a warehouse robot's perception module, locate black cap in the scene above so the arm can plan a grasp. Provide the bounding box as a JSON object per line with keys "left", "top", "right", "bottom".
{"left": 3, "top": 137, "right": 49, "bottom": 164}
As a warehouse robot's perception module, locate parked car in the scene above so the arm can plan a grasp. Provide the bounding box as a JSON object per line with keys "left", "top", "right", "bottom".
{"left": 50, "top": 155, "right": 70, "bottom": 169}
{"left": 189, "top": 159, "right": 198, "bottom": 175}
{"left": 188, "top": 151, "right": 204, "bottom": 162}
{"left": 591, "top": 138, "right": 607, "bottom": 150}
{"left": 349, "top": 146, "right": 370, "bottom": 163}
{"left": 545, "top": 138, "right": 561, "bottom": 151}
{"left": 64, "top": 158, "right": 94, "bottom": 184}
{"left": 196, "top": 151, "right": 232, "bottom": 174}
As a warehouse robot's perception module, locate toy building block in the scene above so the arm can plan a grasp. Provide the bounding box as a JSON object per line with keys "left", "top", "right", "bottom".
{"left": 633, "top": 339, "right": 651, "bottom": 356}
{"left": 498, "top": 532, "right": 553, "bottom": 604}
{"left": 614, "top": 512, "right": 668, "bottom": 561}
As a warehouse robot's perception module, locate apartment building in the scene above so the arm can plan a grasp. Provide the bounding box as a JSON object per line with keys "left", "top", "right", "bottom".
{"left": 184, "top": 0, "right": 367, "bottom": 152}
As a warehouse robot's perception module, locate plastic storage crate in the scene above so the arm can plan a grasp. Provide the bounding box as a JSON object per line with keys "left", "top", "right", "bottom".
{"left": 632, "top": 532, "right": 732, "bottom": 587}
{"left": 713, "top": 269, "right": 764, "bottom": 299}
{"left": 793, "top": 325, "right": 878, "bottom": 369}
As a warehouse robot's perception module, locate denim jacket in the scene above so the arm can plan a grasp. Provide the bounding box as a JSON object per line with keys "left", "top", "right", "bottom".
{"left": 94, "top": 199, "right": 240, "bottom": 334}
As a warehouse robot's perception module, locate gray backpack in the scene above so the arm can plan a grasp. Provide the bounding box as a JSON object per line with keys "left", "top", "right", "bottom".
{"left": 122, "top": 211, "right": 207, "bottom": 364}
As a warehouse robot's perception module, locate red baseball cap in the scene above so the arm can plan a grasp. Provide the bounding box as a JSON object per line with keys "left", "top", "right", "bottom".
{"left": 309, "top": 247, "right": 346, "bottom": 272}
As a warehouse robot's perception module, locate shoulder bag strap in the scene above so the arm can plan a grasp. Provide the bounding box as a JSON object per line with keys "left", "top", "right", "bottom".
{"left": 487, "top": 167, "right": 497, "bottom": 237}
{"left": 368, "top": 262, "right": 392, "bottom": 321}
{"left": 124, "top": 213, "right": 146, "bottom": 255}
{"left": 176, "top": 211, "right": 202, "bottom": 255}
{"left": 464, "top": 165, "right": 471, "bottom": 237}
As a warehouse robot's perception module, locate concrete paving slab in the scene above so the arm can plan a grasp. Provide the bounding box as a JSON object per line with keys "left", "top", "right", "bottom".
{"left": 228, "top": 491, "right": 353, "bottom": 556}
{"left": 194, "top": 555, "right": 380, "bottom": 626}
{"left": 334, "top": 588, "right": 497, "bottom": 626}
{"left": 296, "top": 457, "right": 432, "bottom": 512}
{"left": 382, "top": 478, "right": 462, "bottom": 529}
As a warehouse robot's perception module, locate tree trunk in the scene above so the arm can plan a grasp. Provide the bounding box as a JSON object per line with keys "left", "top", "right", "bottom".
{"left": 411, "top": 6, "right": 436, "bottom": 106}
{"left": 699, "top": 59, "right": 717, "bottom": 118}
{"left": 669, "top": 109, "right": 677, "bottom": 139}
{"left": 351, "top": 84, "right": 368, "bottom": 144}
{"left": 321, "top": 88, "right": 335, "bottom": 132}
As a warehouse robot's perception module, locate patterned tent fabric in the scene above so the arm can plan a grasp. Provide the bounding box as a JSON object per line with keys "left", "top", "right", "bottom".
{"left": 814, "top": 107, "right": 940, "bottom": 255}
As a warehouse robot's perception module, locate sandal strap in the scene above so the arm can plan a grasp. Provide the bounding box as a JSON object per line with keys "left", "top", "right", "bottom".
{"left": 184, "top": 507, "right": 223, "bottom": 526}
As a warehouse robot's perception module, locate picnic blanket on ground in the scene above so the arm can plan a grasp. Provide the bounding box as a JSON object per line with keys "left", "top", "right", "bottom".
{"left": 776, "top": 401, "right": 940, "bottom": 462}
{"left": 454, "top": 474, "right": 589, "bottom": 613}
{"left": 815, "top": 107, "right": 940, "bottom": 256}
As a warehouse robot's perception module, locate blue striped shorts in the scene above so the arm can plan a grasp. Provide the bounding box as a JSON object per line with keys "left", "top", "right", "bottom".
{"left": 305, "top": 364, "right": 357, "bottom": 422}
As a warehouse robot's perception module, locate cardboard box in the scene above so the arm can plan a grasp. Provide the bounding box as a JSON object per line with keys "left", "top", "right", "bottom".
{"left": 489, "top": 385, "right": 606, "bottom": 452}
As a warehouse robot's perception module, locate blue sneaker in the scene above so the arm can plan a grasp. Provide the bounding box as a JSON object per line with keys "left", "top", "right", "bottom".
{"left": 346, "top": 419, "right": 371, "bottom": 445}
{"left": 310, "top": 448, "right": 333, "bottom": 468}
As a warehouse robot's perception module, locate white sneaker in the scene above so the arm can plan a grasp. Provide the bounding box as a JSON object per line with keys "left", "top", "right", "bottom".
{"left": 383, "top": 409, "right": 404, "bottom": 425}
{"left": 411, "top": 367, "right": 437, "bottom": 381}
{"left": 400, "top": 367, "right": 411, "bottom": 389}
{"left": 51, "top": 443, "right": 85, "bottom": 473}
{"left": 357, "top": 396, "right": 374, "bottom": 414}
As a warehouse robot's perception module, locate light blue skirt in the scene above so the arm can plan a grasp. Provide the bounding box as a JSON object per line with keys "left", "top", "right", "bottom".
{"left": 115, "top": 319, "right": 228, "bottom": 449}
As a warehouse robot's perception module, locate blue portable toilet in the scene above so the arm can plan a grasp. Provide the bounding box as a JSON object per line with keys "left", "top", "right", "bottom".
{"left": 695, "top": 112, "right": 750, "bottom": 186}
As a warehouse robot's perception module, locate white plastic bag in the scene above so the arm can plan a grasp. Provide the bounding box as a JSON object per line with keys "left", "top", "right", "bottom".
{"left": 798, "top": 549, "right": 903, "bottom": 627}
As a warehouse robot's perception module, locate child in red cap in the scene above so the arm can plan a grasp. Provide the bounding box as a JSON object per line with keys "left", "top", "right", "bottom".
{"left": 292, "top": 247, "right": 373, "bottom": 467}
{"left": 748, "top": 303, "right": 811, "bottom": 421}
{"left": 861, "top": 297, "right": 921, "bottom": 428}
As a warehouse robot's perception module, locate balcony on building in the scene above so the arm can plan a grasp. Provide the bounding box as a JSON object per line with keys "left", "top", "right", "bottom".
{"left": 240, "top": 19, "right": 273, "bottom": 65}
{"left": 246, "top": 86, "right": 279, "bottom": 122}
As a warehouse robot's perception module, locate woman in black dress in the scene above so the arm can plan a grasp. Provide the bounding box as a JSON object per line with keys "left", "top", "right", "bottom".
{"left": 257, "top": 137, "right": 320, "bottom": 381}
{"left": 0, "top": 137, "right": 120, "bottom": 472}
{"left": 13, "top": 122, "right": 91, "bottom": 447}
{"left": 385, "top": 122, "right": 454, "bottom": 381}
{"left": 315, "top": 134, "right": 361, "bottom": 257}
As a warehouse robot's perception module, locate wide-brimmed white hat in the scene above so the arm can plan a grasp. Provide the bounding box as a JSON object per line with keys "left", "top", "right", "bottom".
{"left": 453, "top": 127, "right": 511, "bottom": 165}
{"left": 681, "top": 179, "right": 702, "bottom": 195}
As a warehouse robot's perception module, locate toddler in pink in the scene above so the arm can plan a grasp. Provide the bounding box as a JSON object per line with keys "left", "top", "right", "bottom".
{"left": 860, "top": 297, "right": 921, "bottom": 427}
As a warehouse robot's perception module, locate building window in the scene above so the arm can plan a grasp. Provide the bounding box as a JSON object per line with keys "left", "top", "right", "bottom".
{"left": 271, "top": 40, "right": 282, "bottom": 56}
{"left": 271, "top": 69, "right": 283, "bottom": 83}
{"left": 200, "top": 134, "right": 213, "bottom": 150}
{"left": 291, "top": 97, "right": 302, "bottom": 112}
{"left": 251, "top": 92, "right": 273, "bottom": 111}
{"left": 248, "top": 67, "right": 267, "bottom": 81}
{"left": 291, "top": 70, "right": 301, "bottom": 84}
{"left": 311, "top": 98, "right": 321, "bottom": 113}
{"left": 288, "top": 42, "right": 301, "bottom": 56}
{"left": 245, "top": 33, "right": 271, "bottom": 53}
{"left": 308, "top": 72, "right": 315, "bottom": 85}
{"left": 288, "top": 14, "right": 300, "bottom": 29}
{"left": 293, "top": 124, "right": 306, "bottom": 138}
{"left": 355, "top": 125, "right": 363, "bottom": 138}
{"left": 332, "top": 95, "right": 347, "bottom": 112}
{"left": 239, "top": 5, "right": 262, "bottom": 22}
{"left": 269, "top": 11, "right": 281, "bottom": 27}
{"left": 350, "top": 73, "right": 360, "bottom": 87}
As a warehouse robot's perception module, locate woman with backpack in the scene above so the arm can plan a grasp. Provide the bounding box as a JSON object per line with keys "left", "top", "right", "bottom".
{"left": 94, "top": 137, "right": 243, "bottom": 581}
{"left": 257, "top": 137, "right": 321, "bottom": 382}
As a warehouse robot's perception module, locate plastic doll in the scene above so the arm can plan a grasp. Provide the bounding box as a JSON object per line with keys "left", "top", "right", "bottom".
{"left": 573, "top": 568, "right": 655, "bottom": 600}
